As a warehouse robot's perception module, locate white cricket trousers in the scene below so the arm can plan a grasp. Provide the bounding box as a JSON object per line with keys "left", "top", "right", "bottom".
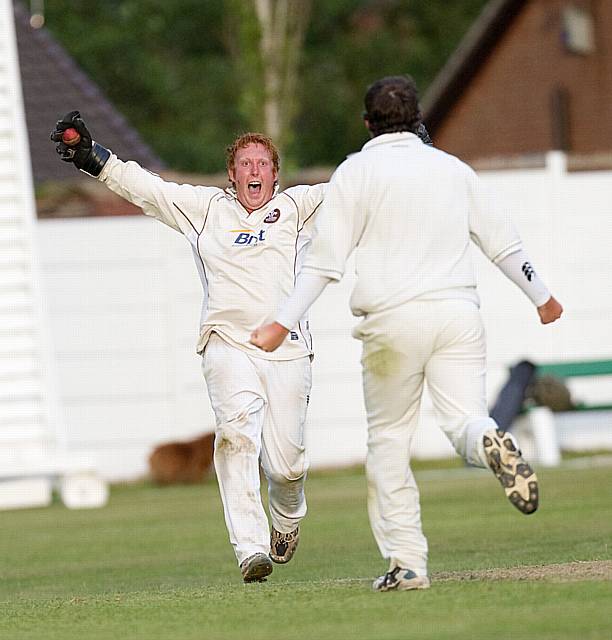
{"left": 201, "top": 334, "right": 311, "bottom": 565}
{"left": 353, "top": 298, "right": 498, "bottom": 577}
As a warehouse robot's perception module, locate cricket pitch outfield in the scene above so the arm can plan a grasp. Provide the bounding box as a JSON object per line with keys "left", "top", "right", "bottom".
{"left": 1, "top": 461, "right": 610, "bottom": 639}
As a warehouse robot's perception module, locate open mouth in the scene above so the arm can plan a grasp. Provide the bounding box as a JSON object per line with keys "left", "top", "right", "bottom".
{"left": 248, "top": 181, "right": 262, "bottom": 196}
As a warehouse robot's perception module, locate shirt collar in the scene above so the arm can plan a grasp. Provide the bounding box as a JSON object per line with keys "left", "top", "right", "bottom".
{"left": 361, "top": 131, "right": 419, "bottom": 151}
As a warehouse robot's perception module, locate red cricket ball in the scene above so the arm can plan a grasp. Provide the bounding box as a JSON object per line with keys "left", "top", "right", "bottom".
{"left": 62, "top": 127, "right": 81, "bottom": 146}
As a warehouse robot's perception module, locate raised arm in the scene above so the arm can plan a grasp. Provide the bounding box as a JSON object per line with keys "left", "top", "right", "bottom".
{"left": 50, "top": 111, "right": 217, "bottom": 235}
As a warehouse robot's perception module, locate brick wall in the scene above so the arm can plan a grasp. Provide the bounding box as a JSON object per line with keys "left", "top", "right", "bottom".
{"left": 433, "top": 0, "right": 612, "bottom": 162}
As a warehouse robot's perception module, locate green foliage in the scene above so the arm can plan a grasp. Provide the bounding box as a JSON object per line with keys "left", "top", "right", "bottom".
{"left": 1, "top": 464, "right": 611, "bottom": 638}
{"left": 297, "top": 0, "right": 488, "bottom": 165}
{"left": 43, "top": 0, "right": 488, "bottom": 172}
{"left": 44, "top": 0, "right": 241, "bottom": 173}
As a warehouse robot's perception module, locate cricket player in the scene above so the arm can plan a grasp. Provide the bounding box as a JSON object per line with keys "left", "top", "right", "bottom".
{"left": 50, "top": 112, "right": 325, "bottom": 583}
{"left": 251, "top": 75, "right": 563, "bottom": 591}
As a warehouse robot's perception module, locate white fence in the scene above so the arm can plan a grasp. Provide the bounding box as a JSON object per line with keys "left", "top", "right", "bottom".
{"left": 32, "top": 155, "right": 612, "bottom": 480}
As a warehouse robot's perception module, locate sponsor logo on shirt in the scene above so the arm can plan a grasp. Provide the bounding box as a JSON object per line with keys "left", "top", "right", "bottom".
{"left": 230, "top": 229, "right": 266, "bottom": 245}
{"left": 263, "top": 208, "right": 281, "bottom": 223}
{"left": 290, "top": 331, "right": 299, "bottom": 341}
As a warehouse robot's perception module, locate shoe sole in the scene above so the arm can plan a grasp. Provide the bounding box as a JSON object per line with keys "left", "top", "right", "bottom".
{"left": 270, "top": 552, "right": 294, "bottom": 564}
{"left": 270, "top": 528, "right": 299, "bottom": 564}
{"left": 242, "top": 556, "right": 273, "bottom": 583}
{"left": 374, "top": 576, "right": 431, "bottom": 592}
{"left": 483, "top": 429, "right": 539, "bottom": 514}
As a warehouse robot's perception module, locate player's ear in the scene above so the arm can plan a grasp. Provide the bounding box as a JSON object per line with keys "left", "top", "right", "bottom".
{"left": 363, "top": 118, "right": 375, "bottom": 139}
{"left": 228, "top": 165, "right": 236, "bottom": 185}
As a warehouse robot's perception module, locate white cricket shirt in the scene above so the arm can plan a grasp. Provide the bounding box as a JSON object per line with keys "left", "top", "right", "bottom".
{"left": 99, "top": 155, "right": 325, "bottom": 359}
{"left": 301, "top": 132, "right": 522, "bottom": 316}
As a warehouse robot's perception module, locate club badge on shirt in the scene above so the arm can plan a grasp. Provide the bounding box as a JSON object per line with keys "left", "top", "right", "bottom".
{"left": 264, "top": 209, "right": 281, "bottom": 223}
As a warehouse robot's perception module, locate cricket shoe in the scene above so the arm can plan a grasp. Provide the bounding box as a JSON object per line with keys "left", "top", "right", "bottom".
{"left": 270, "top": 526, "right": 299, "bottom": 564}
{"left": 483, "top": 428, "right": 539, "bottom": 514}
{"left": 240, "top": 553, "right": 273, "bottom": 583}
{"left": 372, "top": 567, "right": 430, "bottom": 592}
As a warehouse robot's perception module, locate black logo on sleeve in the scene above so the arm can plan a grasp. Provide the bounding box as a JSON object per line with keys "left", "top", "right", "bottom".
{"left": 290, "top": 331, "right": 299, "bottom": 341}
{"left": 522, "top": 262, "right": 535, "bottom": 282}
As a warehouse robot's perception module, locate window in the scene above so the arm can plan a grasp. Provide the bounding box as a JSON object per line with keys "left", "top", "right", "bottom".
{"left": 561, "top": 5, "right": 595, "bottom": 54}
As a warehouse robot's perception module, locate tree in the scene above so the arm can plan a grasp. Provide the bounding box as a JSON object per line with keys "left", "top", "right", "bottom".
{"left": 225, "top": 0, "right": 312, "bottom": 167}
{"left": 43, "top": 0, "right": 488, "bottom": 172}
{"left": 295, "top": 0, "right": 488, "bottom": 167}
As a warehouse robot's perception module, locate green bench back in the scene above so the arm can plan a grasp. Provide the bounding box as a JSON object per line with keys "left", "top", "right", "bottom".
{"left": 536, "top": 360, "right": 612, "bottom": 379}
{"left": 534, "top": 359, "right": 612, "bottom": 412}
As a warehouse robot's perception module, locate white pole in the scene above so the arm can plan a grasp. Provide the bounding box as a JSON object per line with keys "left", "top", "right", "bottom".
{"left": 0, "top": 0, "right": 64, "bottom": 505}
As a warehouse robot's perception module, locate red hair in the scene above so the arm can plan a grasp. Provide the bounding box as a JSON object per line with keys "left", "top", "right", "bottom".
{"left": 225, "top": 132, "right": 280, "bottom": 179}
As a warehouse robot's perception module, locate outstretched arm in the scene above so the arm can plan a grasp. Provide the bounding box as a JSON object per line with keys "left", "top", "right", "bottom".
{"left": 50, "top": 111, "right": 213, "bottom": 235}
{"left": 252, "top": 157, "right": 365, "bottom": 352}
{"left": 250, "top": 272, "right": 332, "bottom": 351}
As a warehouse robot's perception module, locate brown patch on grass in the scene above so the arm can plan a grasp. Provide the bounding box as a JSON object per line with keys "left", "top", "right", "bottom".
{"left": 434, "top": 560, "right": 612, "bottom": 583}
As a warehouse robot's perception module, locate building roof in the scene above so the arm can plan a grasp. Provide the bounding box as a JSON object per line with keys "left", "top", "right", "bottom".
{"left": 422, "top": 0, "right": 527, "bottom": 133}
{"left": 13, "top": 0, "right": 164, "bottom": 185}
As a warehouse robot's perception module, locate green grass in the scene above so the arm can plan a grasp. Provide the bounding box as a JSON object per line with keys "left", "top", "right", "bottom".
{"left": 1, "top": 464, "right": 611, "bottom": 639}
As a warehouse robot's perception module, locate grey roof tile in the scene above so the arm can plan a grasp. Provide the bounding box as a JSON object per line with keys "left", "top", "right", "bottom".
{"left": 13, "top": 0, "right": 164, "bottom": 185}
